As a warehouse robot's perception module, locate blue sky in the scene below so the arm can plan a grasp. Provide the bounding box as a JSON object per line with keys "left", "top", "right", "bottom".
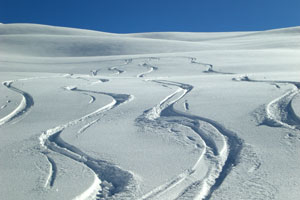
{"left": 1, "top": 0, "right": 299, "bottom": 33}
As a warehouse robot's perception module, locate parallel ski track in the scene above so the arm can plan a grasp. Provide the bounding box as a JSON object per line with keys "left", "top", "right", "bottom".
{"left": 39, "top": 87, "right": 138, "bottom": 199}
{"left": 0, "top": 56, "right": 245, "bottom": 200}
{"left": 0, "top": 75, "right": 70, "bottom": 127}
{"left": 137, "top": 80, "right": 243, "bottom": 200}
{"left": 1, "top": 75, "right": 139, "bottom": 199}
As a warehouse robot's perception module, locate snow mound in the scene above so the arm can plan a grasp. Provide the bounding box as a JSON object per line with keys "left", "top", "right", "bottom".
{"left": 1, "top": 24, "right": 300, "bottom": 57}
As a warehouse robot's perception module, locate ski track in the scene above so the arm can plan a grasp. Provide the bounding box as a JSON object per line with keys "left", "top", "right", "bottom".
{"left": 77, "top": 119, "right": 99, "bottom": 137}
{"left": 136, "top": 80, "right": 243, "bottom": 200}
{"left": 108, "top": 59, "right": 131, "bottom": 75}
{"left": 66, "top": 73, "right": 110, "bottom": 86}
{"left": 234, "top": 76, "right": 300, "bottom": 130}
{"left": 64, "top": 85, "right": 97, "bottom": 104}
{"left": 108, "top": 67, "right": 125, "bottom": 75}
{"left": 189, "top": 57, "right": 210, "bottom": 66}
{"left": 0, "top": 81, "right": 34, "bottom": 126}
{"left": 203, "top": 69, "right": 234, "bottom": 75}
{"left": 91, "top": 59, "right": 132, "bottom": 76}
{"left": 43, "top": 153, "right": 57, "bottom": 188}
{"left": 0, "top": 74, "right": 90, "bottom": 126}
{"left": 0, "top": 75, "right": 139, "bottom": 199}
{"left": 0, "top": 56, "right": 244, "bottom": 200}
{"left": 81, "top": 93, "right": 96, "bottom": 104}
{"left": 39, "top": 87, "right": 138, "bottom": 199}
{"left": 137, "top": 63, "right": 158, "bottom": 78}
{"left": 0, "top": 104, "right": 7, "bottom": 110}
{"left": 184, "top": 100, "right": 189, "bottom": 111}
{"left": 0, "top": 75, "right": 68, "bottom": 126}
{"left": 188, "top": 57, "right": 234, "bottom": 75}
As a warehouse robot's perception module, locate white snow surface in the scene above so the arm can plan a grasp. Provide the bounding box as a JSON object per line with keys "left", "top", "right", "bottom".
{"left": 1, "top": 23, "right": 300, "bottom": 200}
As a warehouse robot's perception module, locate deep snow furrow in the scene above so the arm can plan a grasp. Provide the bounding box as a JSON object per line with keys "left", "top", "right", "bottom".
{"left": 137, "top": 80, "right": 242, "bottom": 200}
{"left": 39, "top": 88, "right": 138, "bottom": 199}
{"left": 44, "top": 128, "right": 137, "bottom": 199}
{"left": 0, "top": 81, "right": 34, "bottom": 126}
{"left": 234, "top": 76, "right": 300, "bottom": 130}
{"left": 169, "top": 107, "right": 243, "bottom": 200}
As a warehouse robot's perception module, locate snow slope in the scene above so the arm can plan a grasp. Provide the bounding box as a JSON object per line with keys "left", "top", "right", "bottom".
{"left": 1, "top": 23, "right": 300, "bottom": 200}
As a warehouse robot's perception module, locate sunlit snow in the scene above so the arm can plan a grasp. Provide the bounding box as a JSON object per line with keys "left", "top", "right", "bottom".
{"left": 1, "top": 23, "right": 300, "bottom": 200}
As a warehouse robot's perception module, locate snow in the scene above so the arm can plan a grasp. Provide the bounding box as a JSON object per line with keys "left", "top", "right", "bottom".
{"left": 1, "top": 23, "right": 300, "bottom": 200}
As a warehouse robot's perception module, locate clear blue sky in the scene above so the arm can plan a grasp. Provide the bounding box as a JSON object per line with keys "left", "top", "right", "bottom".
{"left": 1, "top": 0, "right": 299, "bottom": 33}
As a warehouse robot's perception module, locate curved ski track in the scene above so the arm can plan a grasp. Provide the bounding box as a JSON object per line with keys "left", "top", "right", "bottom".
{"left": 91, "top": 59, "right": 132, "bottom": 76}
{"left": 1, "top": 56, "right": 245, "bottom": 200}
{"left": 137, "top": 63, "right": 158, "bottom": 78}
{"left": 189, "top": 57, "right": 234, "bottom": 75}
{"left": 39, "top": 87, "right": 140, "bottom": 199}
{"left": 136, "top": 80, "right": 243, "bottom": 200}
{"left": 0, "top": 75, "right": 70, "bottom": 126}
{"left": 1, "top": 75, "right": 140, "bottom": 199}
{"left": 234, "top": 76, "right": 300, "bottom": 130}
{"left": 0, "top": 81, "right": 34, "bottom": 126}
{"left": 64, "top": 87, "right": 96, "bottom": 104}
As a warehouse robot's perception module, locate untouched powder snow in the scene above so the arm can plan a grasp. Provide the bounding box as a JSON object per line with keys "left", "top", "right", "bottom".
{"left": 1, "top": 23, "right": 300, "bottom": 200}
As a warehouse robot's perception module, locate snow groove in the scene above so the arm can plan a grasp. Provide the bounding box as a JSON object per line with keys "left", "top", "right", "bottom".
{"left": 265, "top": 88, "right": 300, "bottom": 129}
{"left": 136, "top": 80, "right": 243, "bottom": 200}
{"left": 77, "top": 119, "right": 98, "bottom": 137}
{"left": 189, "top": 57, "right": 234, "bottom": 74}
{"left": 90, "top": 59, "right": 132, "bottom": 76}
{"left": 39, "top": 88, "right": 139, "bottom": 199}
{"left": 183, "top": 100, "right": 189, "bottom": 111}
{"left": 234, "top": 76, "right": 300, "bottom": 130}
{"left": 108, "top": 67, "right": 125, "bottom": 75}
{"left": 63, "top": 85, "right": 96, "bottom": 104}
{"left": 0, "top": 81, "right": 34, "bottom": 126}
{"left": 137, "top": 63, "right": 158, "bottom": 78}
{"left": 43, "top": 153, "right": 57, "bottom": 188}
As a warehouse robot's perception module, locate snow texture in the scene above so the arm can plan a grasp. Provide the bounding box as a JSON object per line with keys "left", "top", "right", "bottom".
{"left": 1, "top": 23, "right": 300, "bottom": 200}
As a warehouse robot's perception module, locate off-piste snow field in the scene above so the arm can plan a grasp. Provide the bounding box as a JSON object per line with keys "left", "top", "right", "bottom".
{"left": 0, "top": 23, "right": 300, "bottom": 200}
